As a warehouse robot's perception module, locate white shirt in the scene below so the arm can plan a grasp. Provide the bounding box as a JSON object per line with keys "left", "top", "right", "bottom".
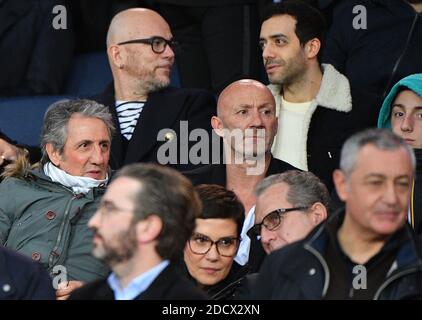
{"left": 234, "top": 205, "right": 256, "bottom": 266}
{"left": 271, "top": 96, "right": 312, "bottom": 170}
{"left": 107, "top": 260, "right": 169, "bottom": 300}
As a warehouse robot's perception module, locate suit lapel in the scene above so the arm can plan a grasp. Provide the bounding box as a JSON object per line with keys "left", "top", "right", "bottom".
{"left": 124, "top": 88, "right": 187, "bottom": 165}
{"left": 93, "top": 280, "right": 115, "bottom": 300}
{"left": 210, "top": 163, "right": 227, "bottom": 186}
{"left": 98, "top": 84, "right": 125, "bottom": 169}
{"left": 136, "top": 264, "right": 175, "bottom": 299}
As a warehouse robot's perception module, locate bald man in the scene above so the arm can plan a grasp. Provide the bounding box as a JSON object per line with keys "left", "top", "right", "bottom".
{"left": 184, "top": 79, "right": 298, "bottom": 274}
{"left": 92, "top": 8, "right": 216, "bottom": 171}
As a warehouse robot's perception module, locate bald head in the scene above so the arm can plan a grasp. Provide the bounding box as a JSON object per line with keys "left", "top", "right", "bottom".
{"left": 107, "top": 8, "right": 172, "bottom": 47}
{"left": 217, "top": 79, "right": 275, "bottom": 117}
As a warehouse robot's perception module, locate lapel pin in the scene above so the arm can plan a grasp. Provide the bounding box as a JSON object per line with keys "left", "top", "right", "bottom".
{"left": 164, "top": 132, "right": 174, "bottom": 142}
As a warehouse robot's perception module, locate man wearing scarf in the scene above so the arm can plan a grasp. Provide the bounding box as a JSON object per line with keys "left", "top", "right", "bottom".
{"left": 0, "top": 99, "right": 114, "bottom": 299}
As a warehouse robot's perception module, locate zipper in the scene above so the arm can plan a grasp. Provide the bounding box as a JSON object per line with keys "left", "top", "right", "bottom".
{"left": 374, "top": 265, "right": 422, "bottom": 300}
{"left": 48, "top": 193, "right": 81, "bottom": 270}
{"left": 304, "top": 243, "right": 331, "bottom": 298}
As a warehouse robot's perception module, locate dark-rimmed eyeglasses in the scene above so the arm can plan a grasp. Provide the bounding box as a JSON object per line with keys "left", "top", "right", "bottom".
{"left": 188, "top": 233, "right": 241, "bottom": 257}
{"left": 249, "top": 207, "right": 308, "bottom": 237}
{"left": 117, "top": 36, "right": 178, "bottom": 54}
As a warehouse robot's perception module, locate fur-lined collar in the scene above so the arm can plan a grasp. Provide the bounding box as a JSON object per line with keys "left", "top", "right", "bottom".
{"left": 268, "top": 64, "right": 352, "bottom": 113}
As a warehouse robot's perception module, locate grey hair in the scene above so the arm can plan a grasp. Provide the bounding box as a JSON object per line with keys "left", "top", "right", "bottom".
{"left": 340, "top": 128, "right": 416, "bottom": 177}
{"left": 40, "top": 99, "right": 115, "bottom": 165}
{"left": 256, "top": 170, "right": 331, "bottom": 213}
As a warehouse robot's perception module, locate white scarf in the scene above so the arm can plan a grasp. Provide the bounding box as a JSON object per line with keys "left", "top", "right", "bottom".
{"left": 43, "top": 162, "right": 108, "bottom": 194}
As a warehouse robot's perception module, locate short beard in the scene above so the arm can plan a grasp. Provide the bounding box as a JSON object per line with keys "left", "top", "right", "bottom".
{"left": 143, "top": 78, "right": 170, "bottom": 93}
{"left": 94, "top": 226, "right": 138, "bottom": 266}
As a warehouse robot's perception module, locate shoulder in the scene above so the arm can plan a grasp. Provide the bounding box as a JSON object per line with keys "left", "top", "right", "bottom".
{"left": 349, "top": 87, "right": 382, "bottom": 126}
{"left": 269, "top": 157, "right": 300, "bottom": 173}
{"left": 167, "top": 272, "right": 208, "bottom": 300}
{"left": 0, "top": 246, "right": 55, "bottom": 299}
{"left": 161, "top": 87, "right": 215, "bottom": 99}
{"left": 68, "top": 279, "right": 111, "bottom": 300}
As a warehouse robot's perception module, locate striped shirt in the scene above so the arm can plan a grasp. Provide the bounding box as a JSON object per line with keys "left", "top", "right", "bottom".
{"left": 115, "top": 101, "right": 145, "bottom": 140}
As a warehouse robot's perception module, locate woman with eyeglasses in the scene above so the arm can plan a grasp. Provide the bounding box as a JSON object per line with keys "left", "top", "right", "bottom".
{"left": 181, "top": 184, "right": 248, "bottom": 300}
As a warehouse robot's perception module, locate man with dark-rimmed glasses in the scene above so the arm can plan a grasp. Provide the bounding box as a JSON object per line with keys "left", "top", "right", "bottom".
{"left": 252, "top": 170, "right": 330, "bottom": 254}
{"left": 92, "top": 8, "right": 216, "bottom": 172}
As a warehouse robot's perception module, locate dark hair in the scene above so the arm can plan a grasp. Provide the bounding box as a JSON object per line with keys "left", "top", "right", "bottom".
{"left": 195, "top": 184, "right": 245, "bottom": 237}
{"left": 115, "top": 163, "right": 202, "bottom": 261}
{"left": 261, "top": 0, "right": 327, "bottom": 60}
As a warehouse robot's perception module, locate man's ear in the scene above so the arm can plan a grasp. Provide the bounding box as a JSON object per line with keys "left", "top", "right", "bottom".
{"left": 211, "top": 116, "right": 224, "bottom": 137}
{"left": 333, "top": 169, "right": 348, "bottom": 202}
{"left": 308, "top": 202, "right": 328, "bottom": 226}
{"left": 46, "top": 143, "right": 61, "bottom": 167}
{"left": 304, "top": 38, "right": 321, "bottom": 59}
{"left": 108, "top": 44, "right": 124, "bottom": 70}
{"left": 137, "top": 215, "right": 163, "bottom": 243}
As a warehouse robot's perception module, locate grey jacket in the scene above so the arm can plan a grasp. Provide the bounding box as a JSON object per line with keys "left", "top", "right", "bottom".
{"left": 0, "top": 168, "right": 109, "bottom": 282}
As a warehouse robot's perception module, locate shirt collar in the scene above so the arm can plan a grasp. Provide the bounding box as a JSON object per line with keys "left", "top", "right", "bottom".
{"left": 107, "top": 260, "right": 170, "bottom": 300}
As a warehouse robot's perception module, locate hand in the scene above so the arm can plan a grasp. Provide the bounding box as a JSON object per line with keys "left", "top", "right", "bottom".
{"left": 56, "top": 280, "right": 85, "bottom": 300}
{"left": 0, "top": 138, "right": 19, "bottom": 166}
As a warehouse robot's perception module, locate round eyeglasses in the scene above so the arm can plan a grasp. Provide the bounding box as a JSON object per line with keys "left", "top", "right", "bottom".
{"left": 188, "top": 233, "right": 241, "bottom": 257}
{"left": 117, "top": 36, "right": 178, "bottom": 54}
{"left": 250, "top": 207, "right": 308, "bottom": 237}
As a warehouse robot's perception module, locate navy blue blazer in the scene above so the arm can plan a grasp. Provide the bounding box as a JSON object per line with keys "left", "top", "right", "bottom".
{"left": 92, "top": 84, "right": 217, "bottom": 172}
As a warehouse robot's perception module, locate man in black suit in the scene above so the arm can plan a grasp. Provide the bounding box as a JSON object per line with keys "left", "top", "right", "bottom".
{"left": 184, "top": 79, "right": 298, "bottom": 273}
{"left": 69, "top": 163, "right": 207, "bottom": 300}
{"left": 93, "top": 8, "right": 216, "bottom": 171}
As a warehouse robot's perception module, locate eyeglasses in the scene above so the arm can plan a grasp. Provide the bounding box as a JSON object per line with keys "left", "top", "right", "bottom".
{"left": 97, "top": 201, "right": 134, "bottom": 217}
{"left": 188, "top": 233, "right": 241, "bottom": 257}
{"left": 249, "top": 207, "right": 308, "bottom": 237}
{"left": 117, "top": 36, "right": 178, "bottom": 54}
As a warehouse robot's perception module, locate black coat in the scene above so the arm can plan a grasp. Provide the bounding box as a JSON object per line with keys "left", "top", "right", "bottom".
{"left": 306, "top": 88, "right": 381, "bottom": 192}
{"left": 253, "top": 211, "right": 422, "bottom": 300}
{"left": 322, "top": 0, "right": 422, "bottom": 97}
{"left": 413, "top": 149, "right": 422, "bottom": 236}
{"left": 0, "top": 0, "right": 74, "bottom": 96}
{"left": 183, "top": 156, "right": 299, "bottom": 273}
{"left": 92, "top": 84, "right": 216, "bottom": 171}
{"left": 0, "top": 246, "right": 55, "bottom": 300}
{"left": 69, "top": 264, "right": 208, "bottom": 300}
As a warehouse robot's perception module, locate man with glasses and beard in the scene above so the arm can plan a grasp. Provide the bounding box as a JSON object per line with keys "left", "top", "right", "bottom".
{"left": 69, "top": 163, "right": 207, "bottom": 300}
{"left": 92, "top": 8, "right": 216, "bottom": 172}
